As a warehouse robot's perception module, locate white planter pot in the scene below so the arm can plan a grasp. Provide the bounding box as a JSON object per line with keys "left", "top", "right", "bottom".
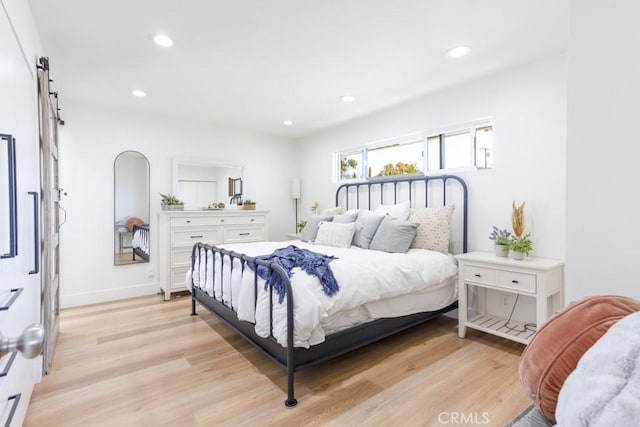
{"left": 510, "top": 250, "right": 525, "bottom": 260}
{"left": 494, "top": 244, "right": 509, "bottom": 257}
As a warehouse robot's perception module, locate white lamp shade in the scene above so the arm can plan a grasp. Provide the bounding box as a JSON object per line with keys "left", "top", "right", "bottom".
{"left": 291, "top": 178, "right": 301, "bottom": 199}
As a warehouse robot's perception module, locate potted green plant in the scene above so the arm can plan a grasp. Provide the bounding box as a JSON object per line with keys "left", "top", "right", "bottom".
{"left": 242, "top": 199, "right": 256, "bottom": 210}
{"left": 489, "top": 226, "right": 511, "bottom": 257}
{"left": 159, "top": 193, "right": 184, "bottom": 211}
{"left": 296, "top": 220, "right": 307, "bottom": 233}
{"left": 508, "top": 233, "right": 533, "bottom": 260}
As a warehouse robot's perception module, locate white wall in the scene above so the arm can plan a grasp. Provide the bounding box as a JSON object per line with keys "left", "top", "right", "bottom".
{"left": 297, "top": 54, "right": 568, "bottom": 260}
{"left": 59, "top": 103, "right": 297, "bottom": 307}
{"left": 565, "top": 1, "right": 640, "bottom": 302}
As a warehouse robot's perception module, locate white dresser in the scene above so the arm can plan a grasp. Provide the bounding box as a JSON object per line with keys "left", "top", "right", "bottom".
{"left": 157, "top": 210, "right": 268, "bottom": 300}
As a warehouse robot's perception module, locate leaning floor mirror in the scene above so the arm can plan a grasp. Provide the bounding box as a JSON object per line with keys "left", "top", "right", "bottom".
{"left": 114, "top": 151, "right": 150, "bottom": 265}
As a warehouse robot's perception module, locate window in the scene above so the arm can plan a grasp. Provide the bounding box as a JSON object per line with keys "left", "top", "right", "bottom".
{"left": 339, "top": 150, "right": 363, "bottom": 180}
{"left": 367, "top": 139, "right": 423, "bottom": 178}
{"left": 336, "top": 120, "right": 493, "bottom": 181}
{"left": 475, "top": 124, "right": 494, "bottom": 169}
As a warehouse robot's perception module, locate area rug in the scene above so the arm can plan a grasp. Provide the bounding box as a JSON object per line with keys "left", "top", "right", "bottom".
{"left": 505, "top": 405, "right": 554, "bottom": 427}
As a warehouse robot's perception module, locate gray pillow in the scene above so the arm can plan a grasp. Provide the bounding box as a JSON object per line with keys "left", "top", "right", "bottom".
{"left": 369, "top": 216, "right": 419, "bottom": 253}
{"left": 352, "top": 210, "right": 385, "bottom": 248}
{"left": 332, "top": 210, "right": 359, "bottom": 223}
{"left": 300, "top": 215, "right": 333, "bottom": 242}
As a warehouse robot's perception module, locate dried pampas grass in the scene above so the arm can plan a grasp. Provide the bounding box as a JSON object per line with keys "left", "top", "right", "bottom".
{"left": 512, "top": 201, "right": 525, "bottom": 237}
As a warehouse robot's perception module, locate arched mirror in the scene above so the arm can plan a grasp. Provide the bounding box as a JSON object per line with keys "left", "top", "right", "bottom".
{"left": 114, "top": 151, "right": 150, "bottom": 265}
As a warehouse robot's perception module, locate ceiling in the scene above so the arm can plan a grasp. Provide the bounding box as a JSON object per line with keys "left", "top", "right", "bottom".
{"left": 27, "top": 0, "right": 570, "bottom": 138}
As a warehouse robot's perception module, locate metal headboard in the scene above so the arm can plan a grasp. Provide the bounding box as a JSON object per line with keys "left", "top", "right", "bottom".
{"left": 335, "top": 174, "right": 468, "bottom": 253}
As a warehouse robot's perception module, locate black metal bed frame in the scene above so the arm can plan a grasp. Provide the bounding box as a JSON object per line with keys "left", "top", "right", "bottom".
{"left": 132, "top": 223, "right": 149, "bottom": 262}
{"left": 190, "top": 174, "right": 468, "bottom": 407}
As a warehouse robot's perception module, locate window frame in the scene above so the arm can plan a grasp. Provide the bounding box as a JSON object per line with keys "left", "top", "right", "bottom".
{"left": 334, "top": 119, "right": 492, "bottom": 182}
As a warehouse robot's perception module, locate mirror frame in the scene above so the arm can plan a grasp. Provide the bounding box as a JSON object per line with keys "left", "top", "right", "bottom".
{"left": 1, "top": 133, "right": 18, "bottom": 259}
{"left": 172, "top": 157, "right": 243, "bottom": 208}
{"left": 228, "top": 177, "right": 243, "bottom": 197}
{"left": 114, "top": 150, "right": 150, "bottom": 266}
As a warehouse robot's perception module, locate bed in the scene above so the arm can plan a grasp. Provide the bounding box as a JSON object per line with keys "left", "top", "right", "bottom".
{"left": 188, "top": 174, "right": 468, "bottom": 407}
{"left": 132, "top": 223, "right": 149, "bottom": 261}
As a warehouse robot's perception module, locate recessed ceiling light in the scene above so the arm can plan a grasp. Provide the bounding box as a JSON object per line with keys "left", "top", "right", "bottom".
{"left": 447, "top": 45, "right": 471, "bottom": 58}
{"left": 283, "top": 120, "right": 293, "bottom": 126}
{"left": 341, "top": 95, "right": 356, "bottom": 103}
{"left": 132, "top": 90, "right": 146, "bottom": 97}
{"left": 153, "top": 33, "right": 174, "bottom": 47}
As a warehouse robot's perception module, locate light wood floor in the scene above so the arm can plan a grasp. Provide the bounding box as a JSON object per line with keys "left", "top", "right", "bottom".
{"left": 25, "top": 294, "right": 531, "bottom": 427}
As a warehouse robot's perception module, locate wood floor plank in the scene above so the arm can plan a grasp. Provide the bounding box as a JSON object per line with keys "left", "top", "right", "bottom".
{"left": 25, "top": 294, "right": 531, "bottom": 426}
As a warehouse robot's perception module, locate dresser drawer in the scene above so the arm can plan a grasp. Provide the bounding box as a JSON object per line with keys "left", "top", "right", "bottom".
{"left": 171, "top": 217, "right": 221, "bottom": 227}
{"left": 170, "top": 266, "right": 190, "bottom": 290}
{"left": 170, "top": 215, "right": 265, "bottom": 227}
{"left": 170, "top": 246, "right": 192, "bottom": 267}
{"left": 496, "top": 270, "right": 536, "bottom": 293}
{"left": 171, "top": 228, "right": 222, "bottom": 246}
{"left": 464, "top": 265, "right": 497, "bottom": 284}
{"left": 223, "top": 226, "right": 265, "bottom": 243}
{"left": 222, "top": 215, "right": 265, "bottom": 226}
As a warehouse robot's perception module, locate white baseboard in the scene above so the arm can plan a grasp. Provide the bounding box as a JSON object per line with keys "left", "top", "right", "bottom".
{"left": 60, "top": 282, "right": 160, "bottom": 308}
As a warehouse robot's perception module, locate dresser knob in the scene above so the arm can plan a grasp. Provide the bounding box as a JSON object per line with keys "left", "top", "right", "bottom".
{"left": 186, "top": 220, "right": 191, "bottom": 223}
{"left": 512, "top": 280, "right": 519, "bottom": 284}
{"left": 475, "top": 274, "right": 481, "bottom": 278}
{"left": 220, "top": 219, "right": 225, "bottom": 222}
{"left": 250, "top": 219, "right": 255, "bottom": 222}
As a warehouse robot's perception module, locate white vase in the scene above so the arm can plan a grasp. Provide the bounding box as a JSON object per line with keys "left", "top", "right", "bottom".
{"left": 510, "top": 250, "right": 525, "bottom": 260}
{"left": 494, "top": 244, "right": 509, "bottom": 257}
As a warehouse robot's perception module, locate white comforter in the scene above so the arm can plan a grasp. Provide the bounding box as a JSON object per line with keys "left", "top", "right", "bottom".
{"left": 556, "top": 311, "right": 640, "bottom": 426}
{"left": 189, "top": 241, "right": 457, "bottom": 348}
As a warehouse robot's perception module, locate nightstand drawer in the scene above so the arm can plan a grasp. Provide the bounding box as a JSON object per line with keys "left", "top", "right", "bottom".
{"left": 497, "top": 270, "right": 536, "bottom": 293}
{"left": 464, "top": 265, "right": 497, "bottom": 284}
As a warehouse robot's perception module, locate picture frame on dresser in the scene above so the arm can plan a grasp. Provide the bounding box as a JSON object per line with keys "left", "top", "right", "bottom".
{"left": 157, "top": 209, "right": 268, "bottom": 300}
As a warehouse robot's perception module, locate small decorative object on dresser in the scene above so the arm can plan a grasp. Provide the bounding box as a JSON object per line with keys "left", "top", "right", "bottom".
{"left": 488, "top": 226, "right": 511, "bottom": 257}
{"left": 242, "top": 199, "right": 256, "bottom": 210}
{"left": 159, "top": 193, "right": 184, "bottom": 211}
{"left": 296, "top": 220, "right": 307, "bottom": 233}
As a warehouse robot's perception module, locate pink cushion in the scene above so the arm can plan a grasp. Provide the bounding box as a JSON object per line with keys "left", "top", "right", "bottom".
{"left": 126, "top": 217, "right": 144, "bottom": 232}
{"left": 519, "top": 295, "right": 640, "bottom": 421}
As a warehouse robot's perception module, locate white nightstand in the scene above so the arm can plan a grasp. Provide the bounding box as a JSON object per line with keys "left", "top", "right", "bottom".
{"left": 456, "top": 251, "right": 564, "bottom": 344}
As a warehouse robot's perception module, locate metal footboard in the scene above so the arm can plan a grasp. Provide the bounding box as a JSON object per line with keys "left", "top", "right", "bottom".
{"left": 190, "top": 242, "right": 298, "bottom": 407}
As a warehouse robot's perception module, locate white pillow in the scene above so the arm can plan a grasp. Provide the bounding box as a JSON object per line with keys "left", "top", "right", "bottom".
{"left": 408, "top": 205, "right": 455, "bottom": 253}
{"left": 374, "top": 200, "right": 410, "bottom": 220}
{"left": 320, "top": 206, "right": 346, "bottom": 216}
{"left": 314, "top": 221, "right": 362, "bottom": 248}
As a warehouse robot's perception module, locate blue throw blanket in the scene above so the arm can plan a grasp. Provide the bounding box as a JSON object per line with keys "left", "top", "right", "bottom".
{"left": 247, "top": 245, "right": 339, "bottom": 303}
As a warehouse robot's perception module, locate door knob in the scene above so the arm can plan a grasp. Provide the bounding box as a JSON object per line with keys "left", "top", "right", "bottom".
{"left": 0, "top": 324, "right": 45, "bottom": 359}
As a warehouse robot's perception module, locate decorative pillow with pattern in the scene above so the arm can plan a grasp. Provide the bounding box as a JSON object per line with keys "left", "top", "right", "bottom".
{"left": 408, "top": 205, "right": 454, "bottom": 253}
{"left": 314, "top": 221, "right": 362, "bottom": 248}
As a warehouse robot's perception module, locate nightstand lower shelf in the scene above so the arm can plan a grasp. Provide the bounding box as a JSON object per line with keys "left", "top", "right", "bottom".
{"left": 467, "top": 313, "right": 536, "bottom": 344}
